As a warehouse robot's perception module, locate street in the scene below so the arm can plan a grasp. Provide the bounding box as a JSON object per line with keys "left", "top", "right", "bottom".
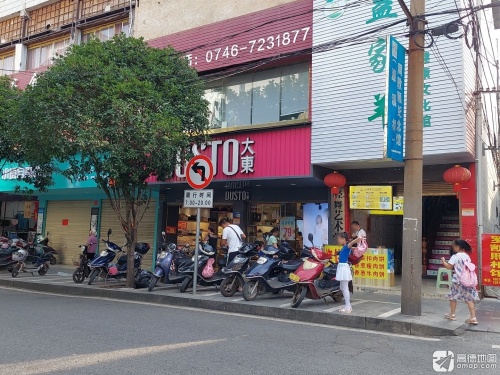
{"left": 0, "top": 287, "right": 498, "bottom": 375}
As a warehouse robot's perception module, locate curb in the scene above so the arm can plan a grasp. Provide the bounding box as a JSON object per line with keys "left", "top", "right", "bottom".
{"left": 0, "top": 278, "right": 466, "bottom": 337}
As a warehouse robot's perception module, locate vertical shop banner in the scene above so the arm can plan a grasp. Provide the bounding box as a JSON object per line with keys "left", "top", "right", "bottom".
{"left": 384, "top": 36, "right": 406, "bottom": 162}
{"left": 280, "top": 217, "right": 296, "bottom": 241}
{"left": 303, "top": 203, "right": 329, "bottom": 247}
{"left": 24, "top": 201, "right": 34, "bottom": 218}
{"left": 331, "top": 188, "right": 346, "bottom": 236}
{"left": 482, "top": 234, "right": 500, "bottom": 287}
{"left": 36, "top": 208, "right": 44, "bottom": 234}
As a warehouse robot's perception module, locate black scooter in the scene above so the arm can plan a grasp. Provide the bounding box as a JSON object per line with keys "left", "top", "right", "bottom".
{"left": 72, "top": 245, "right": 92, "bottom": 283}
{"left": 178, "top": 244, "right": 224, "bottom": 293}
{"left": 219, "top": 243, "right": 259, "bottom": 297}
{"left": 242, "top": 243, "right": 302, "bottom": 301}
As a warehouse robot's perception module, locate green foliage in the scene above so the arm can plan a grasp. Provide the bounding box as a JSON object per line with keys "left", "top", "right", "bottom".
{"left": 0, "top": 76, "right": 22, "bottom": 169}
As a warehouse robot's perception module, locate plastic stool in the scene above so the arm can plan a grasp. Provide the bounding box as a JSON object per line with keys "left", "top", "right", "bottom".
{"left": 436, "top": 268, "right": 453, "bottom": 288}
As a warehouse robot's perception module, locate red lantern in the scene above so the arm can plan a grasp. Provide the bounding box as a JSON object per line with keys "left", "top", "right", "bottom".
{"left": 324, "top": 171, "right": 346, "bottom": 196}
{"left": 443, "top": 165, "right": 471, "bottom": 196}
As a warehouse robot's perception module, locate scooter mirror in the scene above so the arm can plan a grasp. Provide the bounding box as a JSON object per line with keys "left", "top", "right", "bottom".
{"left": 107, "top": 228, "right": 112, "bottom": 236}
{"left": 308, "top": 233, "right": 314, "bottom": 244}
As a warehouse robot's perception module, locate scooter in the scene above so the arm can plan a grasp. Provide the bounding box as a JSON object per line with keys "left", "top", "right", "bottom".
{"left": 0, "top": 244, "right": 18, "bottom": 271}
{"left": 32, "top": 233, "right": 58, "bottom": 265}
{"left": 105, "top": 242, "right": 150, "bottom": 282}
{"left": 178, "top": 244, "right": 225, "bottom": 293}
{"left": 72, "top": 245, "right": 92, "bottom": 283}
{"left": 10, "top": 248, "right": 54, "bottom": 277}
{"left": 87, "top": 229, "right": 121, "bottom": 285}
{"left": 289, "top": 235, "right": 343, "bottom": 308}
{"left": 242, "top": 242, "right": 302, "bottom": 301}
{"left": 147, "top": 232, "right": 191, "bottom": 292}
{"left": 219, "top": 243, "right": 259, "bottom": 297}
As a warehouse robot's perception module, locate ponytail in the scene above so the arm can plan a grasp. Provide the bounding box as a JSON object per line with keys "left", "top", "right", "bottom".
{"left": 453, "top": 239, "right": 472, "bottom": 253}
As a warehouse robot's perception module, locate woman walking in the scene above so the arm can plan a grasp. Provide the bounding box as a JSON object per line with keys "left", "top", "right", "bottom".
{"left": 336, "top": 232, "right": 361, "bottom": 313}
{"left": 441, "top": 239, "right": 479, "bottom": 325}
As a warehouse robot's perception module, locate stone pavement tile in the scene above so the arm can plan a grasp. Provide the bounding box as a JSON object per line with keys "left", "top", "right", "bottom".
{"left": 468, "top": 298, "right": 500, "bottom": 333}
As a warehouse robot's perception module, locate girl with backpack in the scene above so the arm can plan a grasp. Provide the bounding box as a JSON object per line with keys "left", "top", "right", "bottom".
{"left": 441, "top": 239, "right": 479, "bottom": 325}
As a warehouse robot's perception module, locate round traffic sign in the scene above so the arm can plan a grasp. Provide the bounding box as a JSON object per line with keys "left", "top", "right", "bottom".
{"left": 186, "top": 155, "right": 214, "bottom": 189}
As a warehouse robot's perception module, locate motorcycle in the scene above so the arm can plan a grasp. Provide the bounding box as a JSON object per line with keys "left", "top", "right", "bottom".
{"left": 72, "top": 245, "right": 93, "bottom": 283}
{"left": 219, "top": 243, "right": 259, "bottom": 297}
{"left": 87, "top": 229, "right": 120, "bottom": 285}
{"left": 147, "top": 232, "right": 191, "bottom": 292}
{"left": 0, "top": 243, "right": 18, "bottom": 271}
{"left": 10, "top": 248, "right": 54, "bottom": 277}
{"left": 178, "top": 243, "right": 224, "bottom": 293}
{"left": 289, "top": 235, "right": 343, "bottom": 308}
{"left": 105, "top": 242, "right": 150, "bottom": 282}
{"left": 242, "top": 242, "right": 302, "bottom": 301}
{"left": 32, "top": 233, "right": 58, "bottom": 265}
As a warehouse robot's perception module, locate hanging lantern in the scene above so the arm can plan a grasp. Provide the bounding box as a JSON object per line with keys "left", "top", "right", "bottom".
{"left": 443, "top": 165, "right": 471, "bottom": 196}
{"left": 324, "top": 171, "right": 346, "bottom": 195}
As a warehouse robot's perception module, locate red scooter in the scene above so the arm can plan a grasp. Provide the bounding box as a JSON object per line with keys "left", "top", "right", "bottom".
{"left": 289, "top": 236, "right": 343, "bottom": 308}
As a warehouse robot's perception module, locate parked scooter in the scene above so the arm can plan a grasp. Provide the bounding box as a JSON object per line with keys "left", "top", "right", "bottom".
{"left": 219, "top": 243, "right": 259, "bottom": 297}
{"left": 289, "top": 234, "right": 342, "bottom": 308}
{"left": 147, "top": 232, "right": 191, "bottom": 292}
{"left": 242, "top": 242, "right": 302, "bottom": 301}
{"left": 0, "top": 243, "right": 18, "bottom": 271}
{"left": 178, "top": 244, "right": 225, "bottom": 293}
{"left": 29, "top": 233, "right": 57, "bottom": 264}
{"left": 105, "top": 242, "right": 150, "bottom": 282}
{"left": 87, "top": 229, "right": 120, "bottom": 285}
{"left": 10, "top": 248, "right": 54, "bottom": 277}
{"left": 72, "top": 245, "right": 92, "bottom": 283}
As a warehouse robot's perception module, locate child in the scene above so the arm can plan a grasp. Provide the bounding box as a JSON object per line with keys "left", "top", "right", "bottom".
{"left": 336, "top": 232, "right": 361, "bottom": 313}
{"left": 441, "top": 239, "right": 479, "bottom": 324}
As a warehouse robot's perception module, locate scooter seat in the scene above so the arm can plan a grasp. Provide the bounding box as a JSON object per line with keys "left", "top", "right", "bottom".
{"left": 174, "top": 257, "right": 192, "bottom": 267}
{"left": 117, "top": 255, "right": 127, "bottom": 265}
{"left": 280, "top": 260, "right": 302, "bottom": 271}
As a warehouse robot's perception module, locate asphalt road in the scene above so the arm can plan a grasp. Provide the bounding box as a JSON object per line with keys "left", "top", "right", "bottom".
{"left": 0, "top": 287, "right": 498, "bottom": 375}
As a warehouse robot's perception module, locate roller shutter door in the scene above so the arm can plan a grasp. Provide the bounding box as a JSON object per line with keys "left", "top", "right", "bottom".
{"left": 45, "top": 201, "right": 92, "bottom": 265}
{"left": 99, "top": 200, "right": 156, "bottom": 270}
{"left": 394, "top": 182, "right": 454, "bottom": 196}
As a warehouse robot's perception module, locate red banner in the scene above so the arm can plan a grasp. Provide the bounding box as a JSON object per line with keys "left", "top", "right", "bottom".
{"left": 482, "top": 234, "right": 500, "bottom": 287}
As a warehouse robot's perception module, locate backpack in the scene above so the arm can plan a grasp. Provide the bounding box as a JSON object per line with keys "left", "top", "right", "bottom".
{"left": 459, "top": 258, "right": 478, "bottom": 288}
{"left": 352, "top": 238, "right": 368, "bottom": 258}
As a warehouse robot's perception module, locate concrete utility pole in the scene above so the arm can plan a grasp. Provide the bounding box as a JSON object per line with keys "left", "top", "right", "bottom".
{"left": 399, "top": 0, "right": 425, "bottom": 316}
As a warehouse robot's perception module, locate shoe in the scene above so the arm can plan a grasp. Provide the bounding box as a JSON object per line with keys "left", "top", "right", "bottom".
{"left": 339, "top": 307, "right": 352, "bottom": 313}
{"left": 465, "top": 317, "right": 479, "bottom": 325}
{"left": 444, "top": 313, "right": 456, "bottom": 321}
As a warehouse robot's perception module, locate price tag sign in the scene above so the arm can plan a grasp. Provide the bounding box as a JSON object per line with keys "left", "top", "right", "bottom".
{"left": 280, "top": 217, "right": 295, "bottom": 240}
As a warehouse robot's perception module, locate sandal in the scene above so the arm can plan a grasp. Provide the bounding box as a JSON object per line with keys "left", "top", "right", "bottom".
{"left": 444, "top": 313, "right": 456, "bottom": 320}
{"left": 465, "top": 317, "right": 479, "bottom": 325}
{"left": 339, "top": 307, "right": 352, "bottom": 313}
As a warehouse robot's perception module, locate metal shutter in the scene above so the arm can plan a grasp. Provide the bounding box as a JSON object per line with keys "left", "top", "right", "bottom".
{"left": 99, "top": 199, "right": 156, "bottom": 270}
{"left": 45, "top": 201, "right": 93, "bottom": 265}
{"left": 394, "top": 182, "right": 454, "bottom": 196}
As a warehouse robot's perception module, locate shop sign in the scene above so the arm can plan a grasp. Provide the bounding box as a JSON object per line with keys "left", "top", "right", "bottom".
{"left": 36, "top": 208, "right": 44, "bottom": 234}
{"left": 280, "top": 217, "right": 296, "bottom": 241}
{"left": 353, "top": 251, "right": 388, "bottom": 280}
{"left": 349, "top": 186, "right": 392, "bottom": 210}
{"left": 178, "top": 221, "right": 188, "bottom": 230}
{"left": 369, "top": 196, "right": 403, "bottom": 215}
{"left": 2, "top": 166, "right": 34, "bottom": 180}
{"left": 482, "top": 234, "right": 500, "bottom": 287}
{"left": 166, "top": 226, "right": 177, "bottom": 235}
{"left": 183, "top": 189, "right": 214, "bottom": 208}
{"left": 331, "top": 188, "right": 345, "bottom": 235}
{"left": 24, "top": 201, "right": 35, "bottom": 219}
{"left": 224, "top": 191, "right": 250, "bottom": 201}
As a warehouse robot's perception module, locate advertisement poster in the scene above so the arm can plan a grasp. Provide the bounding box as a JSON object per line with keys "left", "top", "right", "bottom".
{"left": 280, "top": 217, "right": 295, "bottom": 241}
{"left": 303, "top": 203, "right": 329, "bottom": 247}
{"left": 482, "top": 234, "right": 500, "bottom": 287}
{"left": 349, "top": 186, "right": 392, "bottom": 210}
{"left": 353, "top": 250, "right": 388, "bottom": 280}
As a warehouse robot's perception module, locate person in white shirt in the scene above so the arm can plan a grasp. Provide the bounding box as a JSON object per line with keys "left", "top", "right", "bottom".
{"left": 219, "top": 219, "right": 246, "bottom": 264}
{"left": 350, "top": 221, "right": 366, "bottom": 240}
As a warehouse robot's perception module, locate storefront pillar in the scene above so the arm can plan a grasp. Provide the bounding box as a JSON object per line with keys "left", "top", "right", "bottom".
{"left": 460, "top": 163, "right": 478, "bottom": 266}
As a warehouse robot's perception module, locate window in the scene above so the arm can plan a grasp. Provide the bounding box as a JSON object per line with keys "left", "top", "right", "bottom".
{"left": 0, "top": 54, "right": 14, "bottom": 76}
{"left": 204, "top": 62, "right": 309, "bottom": 129}
{"left": 81, "top": 21, "right": 130, "bottom": 43}
{"left": 27, "top": 38, "right": 71, "bottom": 70}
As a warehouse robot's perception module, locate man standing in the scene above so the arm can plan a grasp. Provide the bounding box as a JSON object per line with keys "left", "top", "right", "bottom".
{"left": 350, "top": 221, "right": 366, "bottom": 241}
{"left": 219, "top": 218, "right": 246, "bottom": 264}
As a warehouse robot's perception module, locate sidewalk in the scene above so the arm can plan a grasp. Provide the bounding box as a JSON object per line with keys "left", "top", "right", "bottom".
{"left": 1, "top": 266, "right": 498, "bottom": 337}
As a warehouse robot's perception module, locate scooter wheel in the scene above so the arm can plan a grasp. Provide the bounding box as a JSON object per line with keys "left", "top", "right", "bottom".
{"left": 220, "top": 276, "right": 239, "bottom": 297}
{"left": 11, "top": 264, "right": 20, "bottom": 278}
{"left": 73, "top": 269, "right": 85, "bottom": 284}
{"left": 291, "top": 285, "right": 307, "bottom": 308}
{"left": 332, "top": 291, "right": 344, "bottom": 302}
{"left": 242, "top": 281, "right": 259, "bottom": 301}
{"left": 50, "top": 257, "right": 57, "bottom": 265}
{"left": 88, "top": 269, "right": 99, "bottom": 285}
{"left": 179, "top": 277, "right": 192, "bottom": 293}
{"left": 147, "top": 275, "right": 159, "bottom": 292}
{"left": 38, "top": 266, "right": 48, "bottom": 276}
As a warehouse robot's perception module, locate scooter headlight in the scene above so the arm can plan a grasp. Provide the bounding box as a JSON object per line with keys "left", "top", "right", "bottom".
{"left": 158, "top": 251, "right": 167, "bottom": 260}
{"left": 232, "top": 256, "right": 246, "bottom": 264}
{"left": 99, "top": 250, "right": 108, "bottom": 257}
{"left": 303, "top": 259, "right": 319, "bottom": 270}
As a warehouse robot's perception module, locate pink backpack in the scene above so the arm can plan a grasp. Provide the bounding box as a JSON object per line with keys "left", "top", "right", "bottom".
{"left": 202, "top": 258, "right": 215, "bottom": 278}
{"left": 459, "top": 258, "right": 478, "bottom": 288}
{"left": 353, "top": 238, "right": 368, "bottom": 258}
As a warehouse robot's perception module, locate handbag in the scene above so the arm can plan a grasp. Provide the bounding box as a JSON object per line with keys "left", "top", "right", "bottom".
{"left": 353, "top": 238, "right": 368, "bottom": 258}
{"left": 202, "top": 258, "right": 215, "bottom": 278}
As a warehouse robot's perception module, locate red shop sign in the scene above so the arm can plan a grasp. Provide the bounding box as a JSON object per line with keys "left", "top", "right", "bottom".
{"left": 482, "top": 234, "right": 500, "bottom": 287}
{"left": 148, "top": 0, "right": 312, "bottom": 72}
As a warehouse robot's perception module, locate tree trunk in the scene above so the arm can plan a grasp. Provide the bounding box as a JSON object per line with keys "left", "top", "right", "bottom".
{"left": 125, "top": 203, "right": 138, "bottom": 288}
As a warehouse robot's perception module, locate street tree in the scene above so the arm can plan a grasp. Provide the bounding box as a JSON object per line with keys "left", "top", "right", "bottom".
{"left": 18, "top": 35, "right": 209, "bottom": 287}
{"left": 0, "top": 76, "right": 22, "bottom": 175}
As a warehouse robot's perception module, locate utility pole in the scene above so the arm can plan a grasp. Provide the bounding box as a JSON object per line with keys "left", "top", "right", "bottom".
{"left": 399, "top": 0, "right": 425, "bottom": 316}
